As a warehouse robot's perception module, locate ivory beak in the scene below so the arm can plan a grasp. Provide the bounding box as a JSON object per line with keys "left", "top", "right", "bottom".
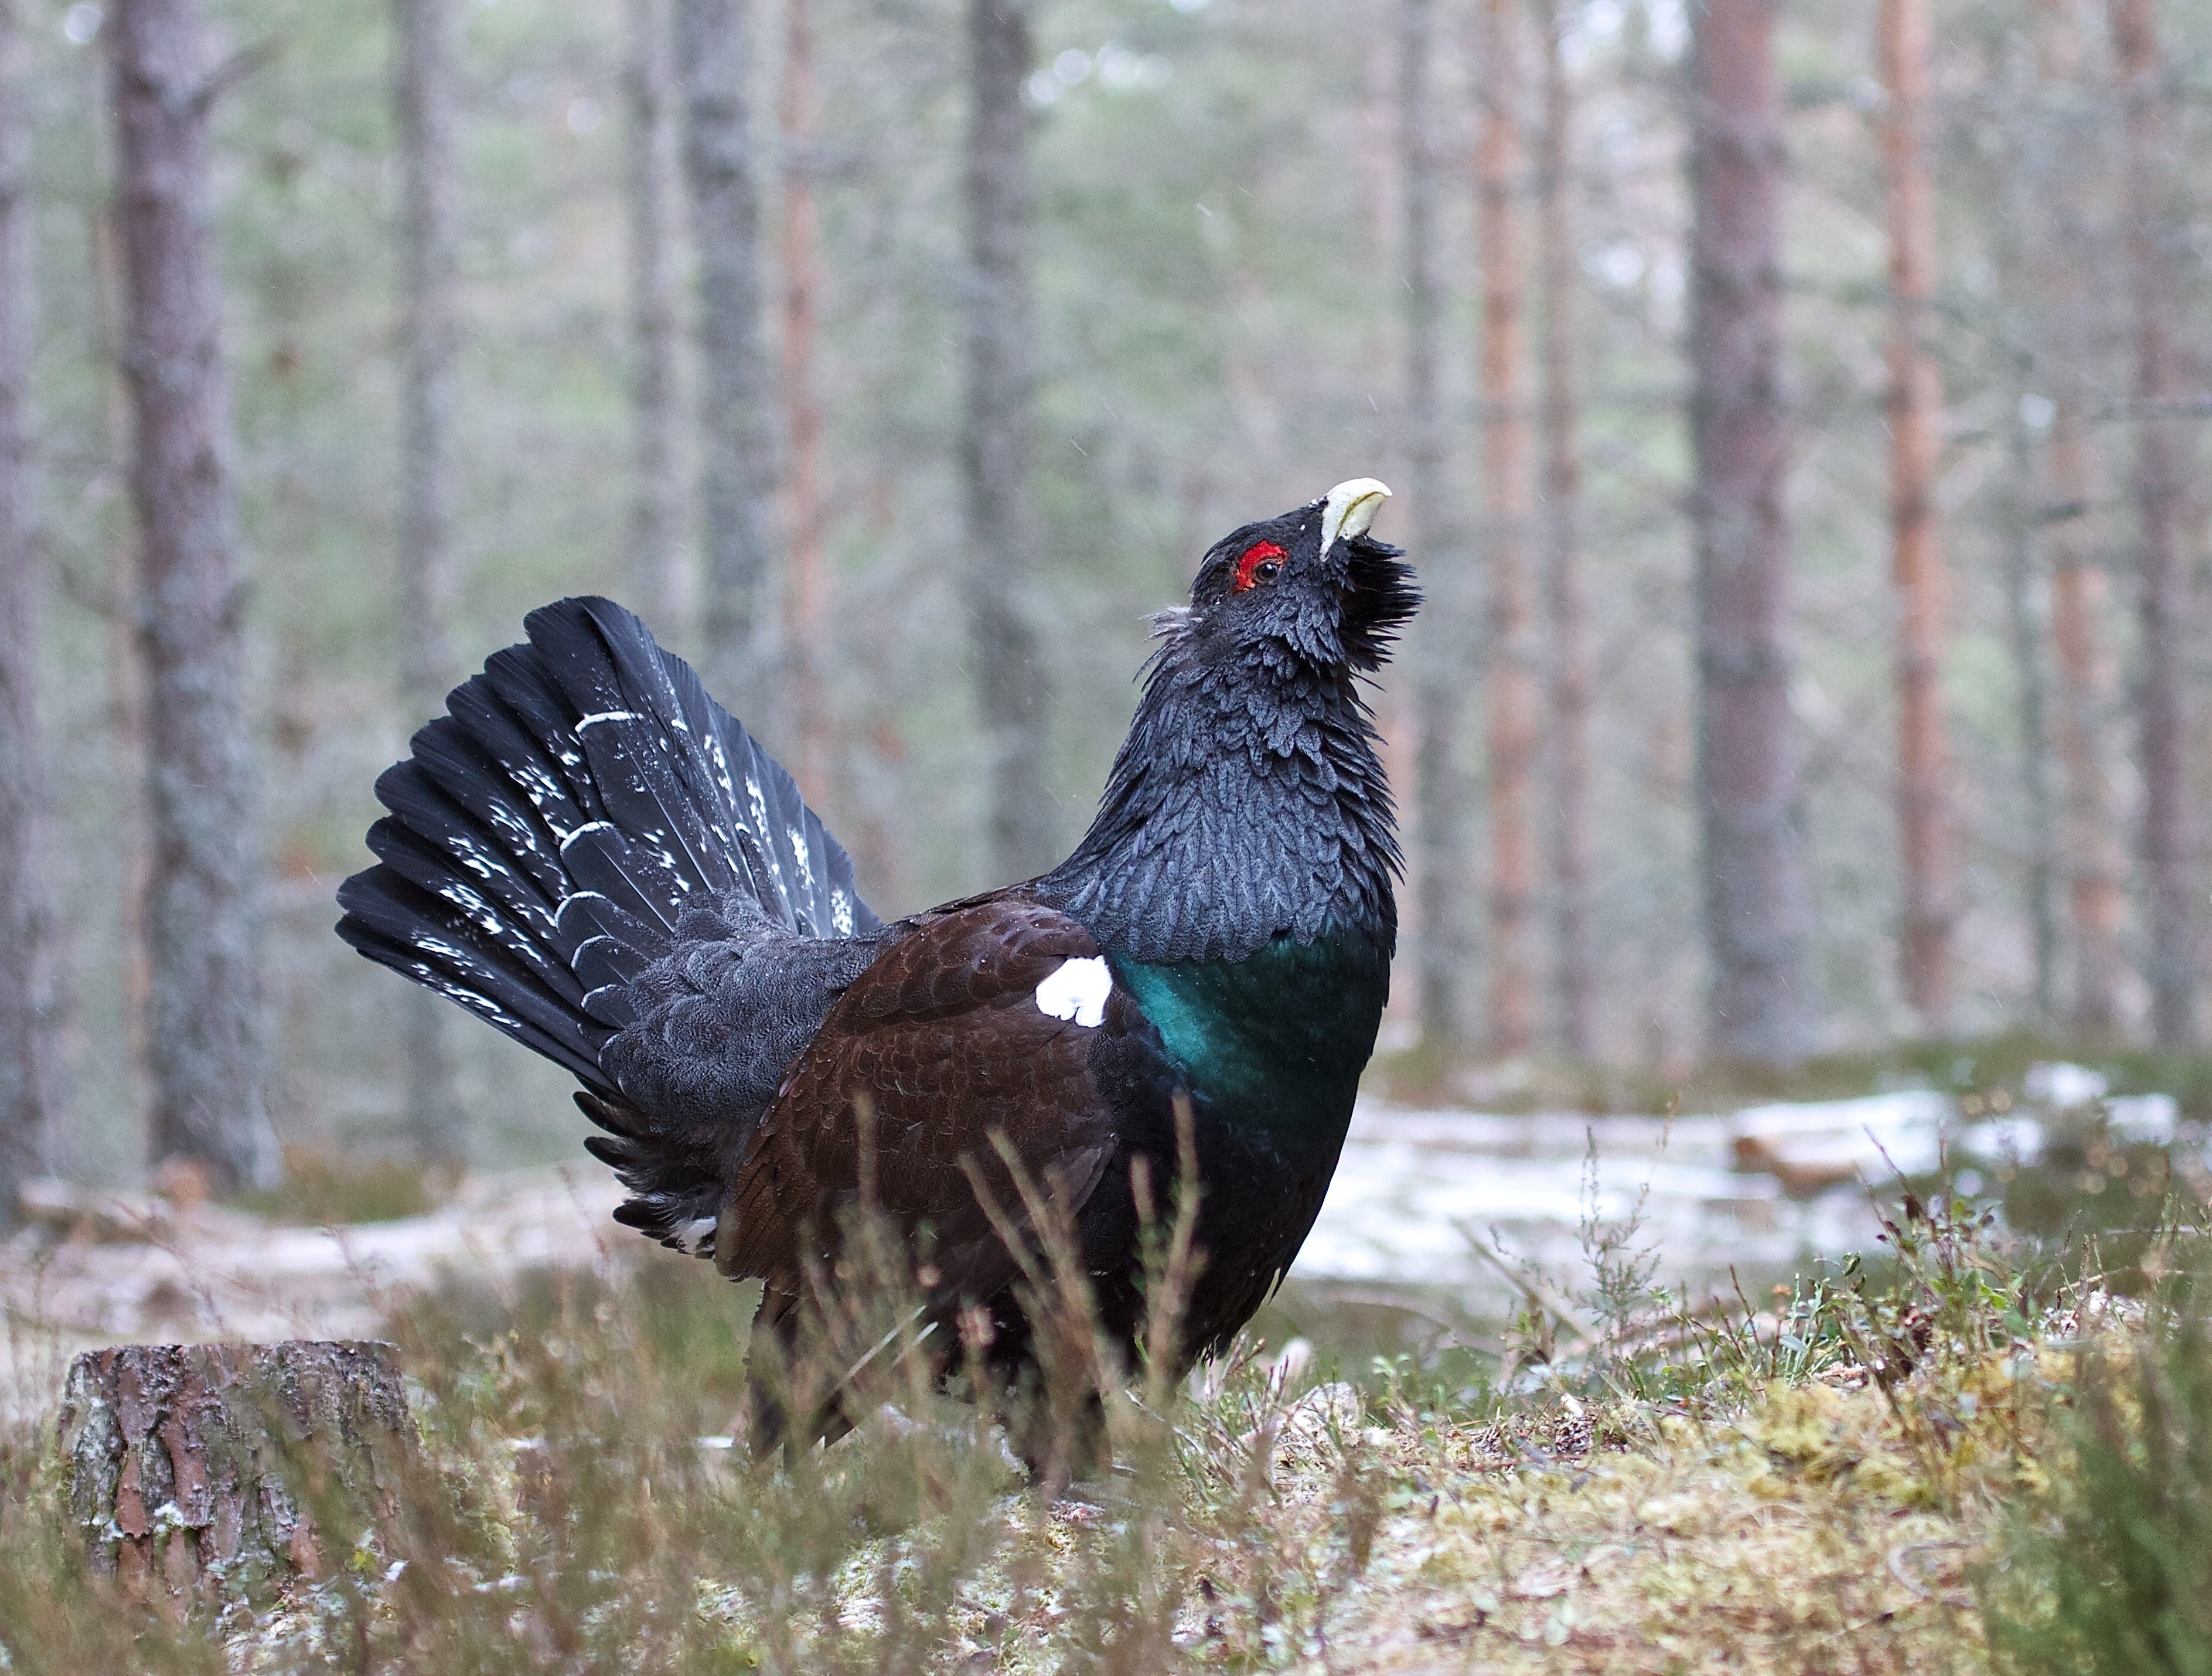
{"left": 1319, "top": 478, "right": 1392, "bottom": 551}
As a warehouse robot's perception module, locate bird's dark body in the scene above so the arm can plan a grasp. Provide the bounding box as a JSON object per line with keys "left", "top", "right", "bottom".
{"left": 1092, "top": 929, "right": 1392, "bottom": 1353}
{"left": 338, "top": 484, "right": 1415, "bottom": 1443}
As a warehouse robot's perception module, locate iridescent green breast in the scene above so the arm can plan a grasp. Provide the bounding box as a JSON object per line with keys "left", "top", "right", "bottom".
{"left": 1107, "top": 926, "right": 1390, "bottom": 1141}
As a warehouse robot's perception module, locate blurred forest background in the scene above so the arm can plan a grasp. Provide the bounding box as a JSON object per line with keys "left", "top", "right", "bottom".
{"left": 1, "top": 0, "right": 2210, "bottom": 1193}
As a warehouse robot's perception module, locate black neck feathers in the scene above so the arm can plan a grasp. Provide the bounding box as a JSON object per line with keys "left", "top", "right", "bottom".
{"left": 1038, "top": 597, "right": 1404, "bottom": 967}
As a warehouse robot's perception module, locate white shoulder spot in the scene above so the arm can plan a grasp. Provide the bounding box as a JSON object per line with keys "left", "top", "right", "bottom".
{"left": 1034, "top": 956, "right": 1112, "bottom": 1029}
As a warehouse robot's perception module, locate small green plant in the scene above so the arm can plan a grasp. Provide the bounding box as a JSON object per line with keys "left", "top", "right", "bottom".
{"left": 1982, "top": 1245, "right": 2212, "bottom": 1676}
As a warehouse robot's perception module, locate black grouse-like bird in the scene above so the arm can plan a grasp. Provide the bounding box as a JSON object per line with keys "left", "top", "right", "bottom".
{"left": 338, "top": 478, "right": 1415, "bottom": 1433}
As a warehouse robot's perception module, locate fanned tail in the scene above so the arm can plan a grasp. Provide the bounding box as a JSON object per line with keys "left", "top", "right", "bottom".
{"left": 336, "top": 597, "right": 881, "bottom": 1102}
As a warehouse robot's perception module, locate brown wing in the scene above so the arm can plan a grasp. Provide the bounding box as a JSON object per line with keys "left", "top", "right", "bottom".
{"left": 713, "top": 895, "right": 1123, "bottom": 1303}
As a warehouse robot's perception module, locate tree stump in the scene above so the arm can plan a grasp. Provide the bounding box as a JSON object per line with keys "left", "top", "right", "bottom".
{"left": 59, "top": 1341, "right": 412, "bottom": 1600}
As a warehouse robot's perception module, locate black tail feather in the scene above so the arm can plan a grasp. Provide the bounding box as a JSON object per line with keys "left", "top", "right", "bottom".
{"left": 337, "top": 597, "right": 881, "bottom": 1112}
{"left": 356, "top": 816, "right": 578, "bottom": 1001}
{"left": 336, "top": 863, "right": 606, "bottom": 1085}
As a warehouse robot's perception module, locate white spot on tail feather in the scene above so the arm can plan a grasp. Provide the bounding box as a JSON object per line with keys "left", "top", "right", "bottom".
{"left": 1034, "top": 957, "right": 1112, "bottom": 1029}
{"left": 559, "top": 819, "right": 615, "bottom": 854}
{"left": 575, "top": 710, "right": 640, "bottom": 731}
{"left": 745, "top": 776, "right": 785, "bottom": 895}
{"left": 790, "top": 827, "right": 813, "bottom": 897}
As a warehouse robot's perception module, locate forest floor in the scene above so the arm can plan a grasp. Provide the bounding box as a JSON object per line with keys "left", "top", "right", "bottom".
{"left": 1164, "top": 1359, "right": 2007, "bottom": 1673}
{"left": 0, "top": 1185, "right": 2153, "bottom": 1674}
{"left": 1, "top": 1065, "right": 2205, "bottom": 1672}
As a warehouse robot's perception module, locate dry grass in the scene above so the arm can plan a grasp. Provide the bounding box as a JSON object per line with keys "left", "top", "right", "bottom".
{"left": 0, "top": 1174, "right": 2203, "bottom": 1674}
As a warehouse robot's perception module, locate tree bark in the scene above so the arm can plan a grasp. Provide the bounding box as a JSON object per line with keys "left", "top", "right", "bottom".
{"left": 2047, "top": 405, "right": 2125, "bottom": 1037}
{"left": 0, "top": 0, "right": 46, "bottom": 1215}
{"left": 87, "top": 161, "right": 155, "bottom": 1143}
{"left": 1993, "top": 6, "right": 2067, "bottom": 1028}
{"left": 781, "top": 0, "right": 830, "bottom": 802}
{"left": 963, "top": 0, "right": 1052, "bottom": 881}
{"left": 1878, "top": 0, "right": 1956, "bottom": 1036}
{"left": 1535, "top": 0, "right": 1592, "bottom": 1061}
{"left": 2109, "top": 0, "right": 2197, "bottom": 1049}
{"left": 626, "top": 0, "right": 687, "bottom": 636}
{"left": 394, "top": 0, "right": 463, "bottom": 1164}
{"left": 1477, "top": 0, "right": 1539, "bottom": 1059}
{"left": 1687, "top": 0, "right": 1815, "bottom": 1065}
{"left": 61, "top": 1341, "right": 411, "bottom": 1597}
{"left": 681, "top": 0, "right": 782, "bottom": 735}
{"left": 2026, "top": 0, "right": 2124, "bottom": 1039}
{"left": 2002, "top": 364, "right": 2058, "bottom": 1024}
{"left": 1401, "top": 0, "right": 1465, "bottom": 1048}
{"left": 110, "top": 0, "right": 280, "bottom": 1191}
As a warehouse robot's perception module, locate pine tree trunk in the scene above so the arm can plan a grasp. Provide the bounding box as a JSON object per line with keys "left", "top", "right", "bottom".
{"left": 1400, "top": 0, "right": 1465, "bottom": 1048}
{"left": 110, "top": 0, "right": 280, "bottom": 1191}
{"left": 61, "top": 1341, "right": 411, "bottom": 1597}
{"left": 1995, "top": 5, "right": 2068, "bottom": 1029}
{"left": 681, "top": 0, "right": 782, "bottom": 735}
{"left": 781, "top": 0, "right": 830, "bottom": 802}
{"left": 87, "top": 191, "right": 155, "bottom": 1141}
{"left": 1687, "top": 0, "right": 1815, "bottom": 1065}
{"left": 963, "top": 0, "right": 1052, "bottom": 881}
{"left": 2109, "top": 0, "right": 2198, "bottom": 1049}
{"left": 1536, "top": 0, "right": 1593, "bottom": 1061}
{"left": 0, "top": 0, "right": 45, "bottom": 1215}
{"left": 1476, "top": 0, "right": 1538, "bottom": 1059}
{"left": 2003, "top": 365, "right": 2058, "bottom": 1024}
{"left": 626, "top": 0, "right": 687, "bottom": 636}
{"left": 1878, "top": 0, "right": 1955, "bottom": 1037}
{"left": 2029, "top": 0, "right": 2124, "bottom": 1040}
{"left": 2047, "top": 404, "right": 2125, "bottom": 1037}
{"left": 394, "top": 0, "right": 463, "bottom": 1164}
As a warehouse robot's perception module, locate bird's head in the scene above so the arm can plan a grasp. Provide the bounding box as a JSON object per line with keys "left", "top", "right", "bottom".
{"left": 1163, "top": 478, "right": 1419, "bottom": 676}
{"left": 1049, "top": 478, "right": 1416, "bottom": 953}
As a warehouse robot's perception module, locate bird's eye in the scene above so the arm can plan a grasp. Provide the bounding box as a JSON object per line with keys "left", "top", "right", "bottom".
{"left": 1233, "top": 541, "right": 1288, "bottom": 592}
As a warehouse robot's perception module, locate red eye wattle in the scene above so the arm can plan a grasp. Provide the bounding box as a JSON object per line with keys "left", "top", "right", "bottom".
{"left": 1233, "top": 541, "right": 1287, "bottom": 592}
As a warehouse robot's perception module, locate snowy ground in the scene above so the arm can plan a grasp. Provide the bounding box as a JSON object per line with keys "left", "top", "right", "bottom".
{"left": 4, "top": 1068, "right": 2199, "bottom": 1418}
{"left": 1300, "top": 1102, "right": 1866, "bottom": 1308}
{"left": 0, "top": 1169, "right": 626, "bottom": 1422}
{"left": 1300, "top": 1072, "right": 2197, "bottom": 1319}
